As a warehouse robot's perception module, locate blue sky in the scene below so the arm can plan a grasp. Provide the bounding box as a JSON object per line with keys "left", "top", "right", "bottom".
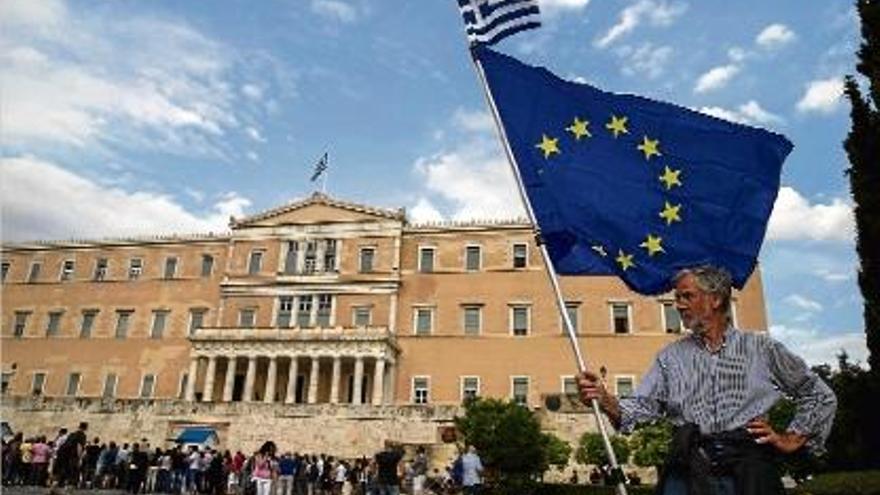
{"left": 0, "top": 0, "right": 868, "bottom": 367}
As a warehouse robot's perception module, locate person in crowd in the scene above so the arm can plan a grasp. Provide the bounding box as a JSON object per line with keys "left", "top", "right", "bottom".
{"left": 411, "top": 447, "right": 427, "bottom": 495}
{"left": 373, "top": 443, "right": 403, "bottom": 495}
{"left": 251, "top": 442, "right": 276, "bottom": 495}
{"left": 128, "top": 443, "right": 149, "bottom": 494}
{"left": 31, "top": 435, "right": 51, "bottom": 486}
{"left": 278, "top": 452, "right": 296, "bottom": 495}
{"left": 460, "top": 445, "right": 483, "bottom": 495}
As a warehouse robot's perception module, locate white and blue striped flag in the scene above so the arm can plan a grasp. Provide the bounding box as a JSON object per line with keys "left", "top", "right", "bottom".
{"left": 457, "top": 0, "right": 541, "bottom": 46}
{"left": 310, "top": 152, "right": 328, "bottom": 182}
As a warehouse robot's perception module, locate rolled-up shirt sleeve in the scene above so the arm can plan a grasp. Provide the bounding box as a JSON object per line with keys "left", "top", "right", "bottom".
{"left": 618, "top": 356, "right": 669, "bottom": 433}
{"left": 767, "top": 339, "right": 837, "bottom": 455}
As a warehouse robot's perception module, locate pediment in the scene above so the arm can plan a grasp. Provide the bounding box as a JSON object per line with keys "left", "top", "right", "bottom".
{"left": 230, "top": 192, "right": 405, "bottom": 229}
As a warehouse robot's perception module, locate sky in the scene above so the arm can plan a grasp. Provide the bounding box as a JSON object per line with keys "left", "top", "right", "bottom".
{"left": 0, "top": 0, "right": 868, "bottom": 368}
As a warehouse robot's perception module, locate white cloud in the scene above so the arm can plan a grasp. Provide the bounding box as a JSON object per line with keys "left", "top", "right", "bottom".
{"left": 0, "top": 155, "right": 249, "bottom": 241}
{"left": 696, "top": 100, "right": 781, "bottom": 126}
{"left": 796, "top": 77, "right": 844, "bottom": 113}
{"left": 594, "top": 0, "right": 687, "bottom": 48}
{"left": 310, "top": 0, "right": 358, "bottom": 23}
{"left": 727, "top": 47, "right": 748, "bottom": 62}
{"left": 756, "top": 23, "right": 796, "bottom": 49}
{"left": 245, "top": 126, "right": 267, "bottom": 143}
{"left": 241, "top": 84, "right": 263, "bottom": 101}
{"left": 246, "top": 151, "right": 260, "bottom": 162}
{"left": 767, "top": 186, "right": 854, "bottom": 242}
{"left": 452, "top": 108, "right": 495, "bottom": 133}
{"left": 694, "top": 64, "right": 740, "bottom": 93}
{"left": 539, "top": 0, "right": 591, "bottom": 13}
{"left": 770, "top": 324, "right": 868, "bottom": 368}
{"left": 409, "top": 198, "right": 444, "bottom": 223}
{"left": 617, "top": 43, "right": 674, "bottom": 79}
{"left": 784, "top": 294, "right": 823, "bottom": 312}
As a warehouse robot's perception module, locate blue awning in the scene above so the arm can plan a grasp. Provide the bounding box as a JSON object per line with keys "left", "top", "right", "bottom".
{"left": 176, "top": 427, "right": 218, "bottom": 444}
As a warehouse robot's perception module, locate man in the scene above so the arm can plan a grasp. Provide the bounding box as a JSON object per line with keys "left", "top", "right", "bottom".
{"left": 460, "top": 445, "right": 483, "bottom": 495}
{"left": 373, "top": 442, "right": 403, "bottom": 495}
{"left": 54, "top": 422, "right": 87, "bottom": 490}
{"left": 577, "top": 265, "right": 837, "bottom": 495}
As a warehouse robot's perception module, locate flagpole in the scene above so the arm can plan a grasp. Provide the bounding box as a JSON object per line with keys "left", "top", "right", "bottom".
{"left": 469, "top": 47, "right": 629, "bottom": 495}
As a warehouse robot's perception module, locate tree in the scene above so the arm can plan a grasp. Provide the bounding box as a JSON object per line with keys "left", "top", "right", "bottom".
{"left": 629, "top": 421, "right": 672, "bottom": 472}
{"left": 453, "top": 398, "right": 549, "bottom": 491}
{"left": 844, "top": 0, "right": 880, "bottom": 373}
{"left": 544, "top": 434, "right": 573, "bottom": 469}
{"left": 575, "top": 432, "right": 630, "bottom": 467}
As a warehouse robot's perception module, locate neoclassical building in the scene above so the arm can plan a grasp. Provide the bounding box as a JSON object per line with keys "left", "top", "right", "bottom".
{"left": 0, "top": 193, "right": 768, "bottom": 452}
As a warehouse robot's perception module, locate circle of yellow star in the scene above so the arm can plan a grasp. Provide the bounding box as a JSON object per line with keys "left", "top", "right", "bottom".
{"left": 606, "top": 115, "right": 629, "bottom": 138}
{"left": 637, "top": 136, "right": 662, "bottom": 160}
{"left": 615, "top": 249, "right": 635, "bottom": 271}
{"left": 639, "top": 234, "right": 665, "bottom": 256}
{"left": 659, "top": 166, "right": 682, "bottom": 190}
{"left": 566, "top": 117, "right": 592, "bottom": 141}
{"left": 659, "top": 201, "right": 682, "bottom": 225}
{"left": 536, "top": 134, "right": 560, "bottom": 159}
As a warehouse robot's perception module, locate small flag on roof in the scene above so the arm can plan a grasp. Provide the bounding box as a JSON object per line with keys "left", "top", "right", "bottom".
{"left": 457, "top": 0, "right": 541, "bottom": 46}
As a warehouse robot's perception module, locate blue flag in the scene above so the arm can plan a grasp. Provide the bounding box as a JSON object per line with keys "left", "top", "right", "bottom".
{"left": 457, "top": 0, "right": 541, "bottom": 46}
{"left": 476, "top": 46, "right": 793, "bottom": 295}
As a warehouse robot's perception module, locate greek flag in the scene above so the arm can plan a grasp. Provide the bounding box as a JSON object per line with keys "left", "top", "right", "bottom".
{"left": 457, "top": 0, "right": 541, "bottom": 46}
{"left": 310, "top": 152, "right": 328, "bottom": 182}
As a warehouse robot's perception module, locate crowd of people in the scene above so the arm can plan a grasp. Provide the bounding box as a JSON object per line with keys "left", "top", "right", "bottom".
{"left": 2, "top": 422, "right": 484, "bottom": 495}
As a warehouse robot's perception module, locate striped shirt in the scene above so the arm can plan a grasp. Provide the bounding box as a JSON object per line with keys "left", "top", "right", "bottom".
{"left": 619, "top": 327, "right": 837, "bottom": 454}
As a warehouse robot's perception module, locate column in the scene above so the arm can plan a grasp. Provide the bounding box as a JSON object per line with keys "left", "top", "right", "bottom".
{"left": 352, "top": 356, "right": 364, "bottom": 405}
{"left": 243, "top": 355, "right": 257, "bottom": 402}
{"left": 330, "top": 356, "right": 342, "bottom": 404}
{"left": 384, "top": 361, "right": 395, "bottom": 403}
{"left": 307, "top": 356, "right": 320, "bottom": 404}
{"left": 285, "top": 356, "right": 299, "bottom": 404}
{"left": 372, "top": 357, "right": 386, "bottom": 406}
{"left": 264, "top": 356, "right": 278, "bottom": 404}
{"left": 223, "top": 356, "right": 236, "bottom": 402}
{"left": 203, "top": 356, "right": 217, "bottom": 402}
{"left": 185, "top": 356, "right": 199, "bottom": 401}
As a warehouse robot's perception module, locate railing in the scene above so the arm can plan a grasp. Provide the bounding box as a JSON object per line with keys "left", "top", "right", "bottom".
{"left": 191, "top": 326, "right": 394, "bottom": 342}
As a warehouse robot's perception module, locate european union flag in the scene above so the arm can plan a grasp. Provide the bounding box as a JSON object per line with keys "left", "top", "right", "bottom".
{"left": 476, "top": 46, "right": 793, "bottom": 295}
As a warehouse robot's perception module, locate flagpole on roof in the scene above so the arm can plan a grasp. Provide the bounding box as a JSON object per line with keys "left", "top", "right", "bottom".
{"left": 467, "top": 43, "right": 629, "bottom": 495}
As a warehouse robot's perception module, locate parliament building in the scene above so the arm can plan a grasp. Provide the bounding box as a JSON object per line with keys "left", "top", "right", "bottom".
{"left": 0, "top": 193, "right": 768, "bottom": 456}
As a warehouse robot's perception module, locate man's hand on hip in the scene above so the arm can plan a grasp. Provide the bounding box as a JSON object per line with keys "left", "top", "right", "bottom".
{"left": 746, "top": 418, "right": 807, "bottom": 454}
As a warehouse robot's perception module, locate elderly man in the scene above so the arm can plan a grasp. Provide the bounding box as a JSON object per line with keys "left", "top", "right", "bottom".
{"left": 578, "top": 265, "right": 836, "bottom": 495}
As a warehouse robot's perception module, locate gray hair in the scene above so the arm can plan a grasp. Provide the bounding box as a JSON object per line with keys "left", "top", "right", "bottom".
{"left": 673, "top": 265, "right": 733, "bottom": 320}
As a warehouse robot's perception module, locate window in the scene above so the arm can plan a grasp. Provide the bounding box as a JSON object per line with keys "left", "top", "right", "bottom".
{"left": 563, "top": 302, "right": 580, "bottom": 334}
{"left": 60, "top": 260, "right": 75, "bottom": 281}
{"left": 13, "top": 311, "right": 30, "bottom": 338}
{"left": 46, "top": 311, "right": 63, "bottom": 337}
{"left": 323, "top": 239, "right": 337, "bottom": 272}
{"left": 189, "top": 309, "right": 207, "bottom": 336}
{"left": 359, "top": 247, "right": 375, "bottom": 273}
{"left": 129, "top": 258, "right": 143, "bottom": 280}
{"left": 316, "top": 295, "right": 332, "bottom": 327}
{"left": 1, "top": 261, "right": 9, "bottom": 283}
{"left": 611, "top": 303, "right": 631, "bottom": 334}
{"left": 465, "top": 245, "right": 481, "bottom": 271}
{"left": 239, "top": 308, "right": 256, "bottom": 328}
{"left": 463, "top": 306, "right": 481, "bottom": 335}
{"left": 353, "top": 306, "right": 372, "bottom": 327}
{"left": 511, "top": 305, "right": 530, "bottom": 336}
{"left": 412, "top": 377, "right": 430, "bottom": 404}
{"left": 303, "top": 241, "right": 318, "bottom": 274}
{"left": 512, "top": 243, "right": 528, "bottom": 268}
{"left": 662, "top": 302, "right": 683, "bottom": 333}
{"left": 32, "top": 372, "right": 46, "bottom": 396}
{"left": 94, "top": 258, "right": 108, "bottom": 281}
{"left": 418, "top": 247, "right": 435, "bottom": 273}
{"left": 248, "top": 251, "right": 263, "bottom": 275}
{"left": 150, "top": 310, "right": 169, "bottom": 339}
{"left": 562, "top": 376, "right": 578, "bottom": 396}
{"left": 164, "top": 257, "right": 178, "bottom": 279}
{"left": 140, "top": 374, "right": 156, "bottom": 398}
{"left": 1, "top": 372, "right": 12, "bottom": 395}
{"left": 115, "top": 310, "right": 133, "bottom": 339}
{"left": 512, "top": 376, "right": 529, "bottom": 405}
{"left": 27, "top": 262, "right": 41, "bottom": 283}
{"left": 277, "top": 296, "right": 294, "bottom": 328}
{"left": 297, "top": 296, "right": 313, "bottom": 327}
{"left": 66, "top": 373, "right": 81, "bottom": 396}
{"left": 80, "top": 310, "right": 98, "bottom": 338}
{"left": 284, "top": 241, "right": 299, "bottom": 275}
{"left": 414, "top": 308, "right": 433, "bottom": 335}
{"left": 102, "top": 373, "right": 118, "bottom": 398}
{"left": 201, "top": 255, "right": 214, "bottom": 277}
{"left": 615, "top": 376, "right": 634, "bottom": 397}
{"left": 461, "top": 376, "right": 480, "bottom": 402}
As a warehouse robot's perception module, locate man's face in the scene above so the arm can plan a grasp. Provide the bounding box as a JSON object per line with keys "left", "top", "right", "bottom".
{"left": 674, "top": 273, "right": 719, "bottom": 333}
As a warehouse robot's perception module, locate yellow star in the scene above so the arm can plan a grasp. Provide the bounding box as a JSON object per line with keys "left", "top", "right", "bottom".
{"left": 606, "top": 115, "right": 629, "bottom": 138}
{"left": 615, "top": 249, "right": 635, "bottom": 271}
{"left": 637, "top": 136, "right": 662, "bottom": 160}
{"left": 566, "top": 117, "right": 592, "bottom": 141}
{"left": 659, "top": 201, "right": 682, "bottom": 226}
{"left": 639, "top": 234, "right": 665, "bottom": 256}
{"left": 536, "top": 134, "right": 560, "bottom": 159}
{"left": 658, "top": 166, "right": 682, "bottom": 190}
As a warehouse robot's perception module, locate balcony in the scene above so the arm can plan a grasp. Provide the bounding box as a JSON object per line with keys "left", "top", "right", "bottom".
{"left": 190, "top": 326, "right": 396, "bottom": 343}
